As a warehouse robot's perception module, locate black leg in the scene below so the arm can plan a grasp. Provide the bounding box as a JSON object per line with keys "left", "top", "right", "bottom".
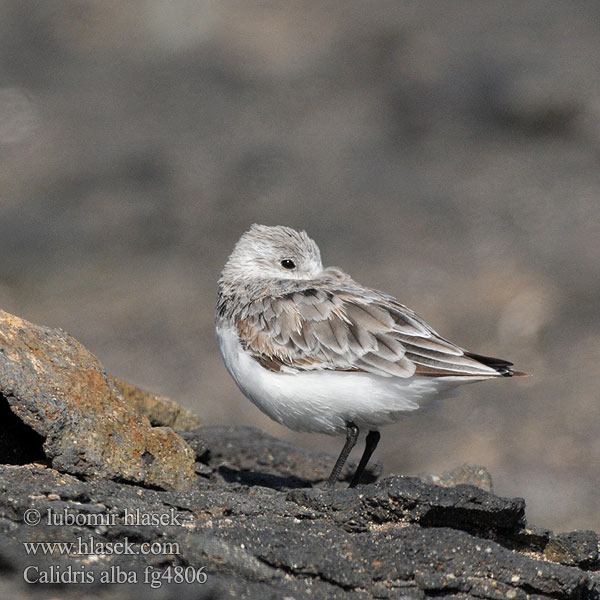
{"left": 349, "top": 430, "right": 381, "bottom": 488}
{"left": 326, "top": 422, "right": 359, "bottom": 488}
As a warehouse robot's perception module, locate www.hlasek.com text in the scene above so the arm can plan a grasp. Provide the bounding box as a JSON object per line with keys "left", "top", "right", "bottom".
{"left": 24, "top": 536, "right": 179, "bottom": 557}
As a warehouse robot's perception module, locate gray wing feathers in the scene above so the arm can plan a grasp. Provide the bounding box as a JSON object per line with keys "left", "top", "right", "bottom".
{"left": 237, "top": 286, "right": 502, "bottom": 378}
{"left": 344, "top": 303, "right": 393, "bottom": 331}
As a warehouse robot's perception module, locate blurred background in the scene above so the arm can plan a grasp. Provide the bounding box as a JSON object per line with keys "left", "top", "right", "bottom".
{"left": 0, "top": 1, "right": 599, "bottom": 532}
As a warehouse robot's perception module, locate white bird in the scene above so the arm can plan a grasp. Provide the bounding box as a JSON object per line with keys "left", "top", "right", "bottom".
{"left": 216, "top": 224, "right": 525, "bottom": 487}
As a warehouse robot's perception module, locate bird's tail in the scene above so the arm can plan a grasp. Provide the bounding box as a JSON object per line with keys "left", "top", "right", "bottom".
{"left": 464, "top": 352, "right": 529, "bottom": 377}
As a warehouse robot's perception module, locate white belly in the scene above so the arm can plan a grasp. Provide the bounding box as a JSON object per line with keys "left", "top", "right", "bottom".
{"left": 216, "top": 325, "right": 472, "bottom": 435}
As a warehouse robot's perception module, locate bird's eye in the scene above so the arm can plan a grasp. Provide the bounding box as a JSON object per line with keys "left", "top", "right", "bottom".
{"left": 280, "top": 259, "right": 296, "bottom": 270}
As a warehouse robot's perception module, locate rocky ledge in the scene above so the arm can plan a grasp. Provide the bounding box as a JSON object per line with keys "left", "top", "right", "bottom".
{"left": 0, "top": 309, "right": 599, "bottom": 599}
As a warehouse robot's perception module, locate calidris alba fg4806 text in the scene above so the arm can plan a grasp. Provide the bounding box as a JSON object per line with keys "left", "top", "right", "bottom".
{"left": 216, "top": 225, "right": 525, "bottom": 487}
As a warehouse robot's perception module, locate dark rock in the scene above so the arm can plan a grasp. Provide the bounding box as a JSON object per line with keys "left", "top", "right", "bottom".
{"left": 0, "top": 309, "right": 196, "bottom": 491}
{"left": 544, "top": 530, "right": 599, "bottom": 569}
{"left": 0, "top": 427, "right": 598, "bottom": 599}
{"left": 287, "top": 475, "right": 526, "bottom": 535}
{"left": 510, "top": 524, "right": 554, "bottom": 552}
{"left": 183, "top": 425, "right": 382, "bottom": 488}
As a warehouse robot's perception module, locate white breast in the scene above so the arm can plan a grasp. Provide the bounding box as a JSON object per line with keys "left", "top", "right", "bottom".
{"left": 216, "top": 324, "right": 477, "bottom": 435}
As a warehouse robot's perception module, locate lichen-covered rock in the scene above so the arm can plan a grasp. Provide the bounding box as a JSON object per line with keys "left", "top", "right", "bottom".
{"left": 110, "top": 376, "right": 203, "bottom": 431}
{"left": 0, "top": 309, "right": 196, "bottom": 491}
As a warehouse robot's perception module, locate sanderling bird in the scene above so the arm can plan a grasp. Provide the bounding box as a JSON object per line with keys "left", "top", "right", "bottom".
{"left": 216, "top": 224, "right": 525, "bottom": 488}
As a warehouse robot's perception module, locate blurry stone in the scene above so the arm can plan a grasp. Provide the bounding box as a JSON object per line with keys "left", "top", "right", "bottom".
{"left": 110, "top": 376, "right": 202, "bottom": 431}
{"left": 420, "top": 464, "right": 494, "bottom": 492}
{"left": 0, "top": 87, "right": 37, "bottom": 144}
{"left": 544, "top": 530, "right": 599, "bottom": 568}
{"left": 481, "top": 68, "right": 582, "bottom": 135}
{"left": 497, "top": 286, "right": 556, "bottom": 345}
{"left": 0, "top": 310, "right": 195, "bottom": 491}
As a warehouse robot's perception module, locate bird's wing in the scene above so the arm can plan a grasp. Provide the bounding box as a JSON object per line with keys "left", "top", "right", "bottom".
{"left": 236, "top": 284, "right": 514, "bottom": 378}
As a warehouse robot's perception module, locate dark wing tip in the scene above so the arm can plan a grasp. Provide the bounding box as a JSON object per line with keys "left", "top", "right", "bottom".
{"left": 464, "top": 351, "right": 528, "bottom": 378}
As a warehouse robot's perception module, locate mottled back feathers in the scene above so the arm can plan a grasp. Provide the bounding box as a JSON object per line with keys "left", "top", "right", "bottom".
{"left": 230, "top": 283, "right": 513, "bottom": 378}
